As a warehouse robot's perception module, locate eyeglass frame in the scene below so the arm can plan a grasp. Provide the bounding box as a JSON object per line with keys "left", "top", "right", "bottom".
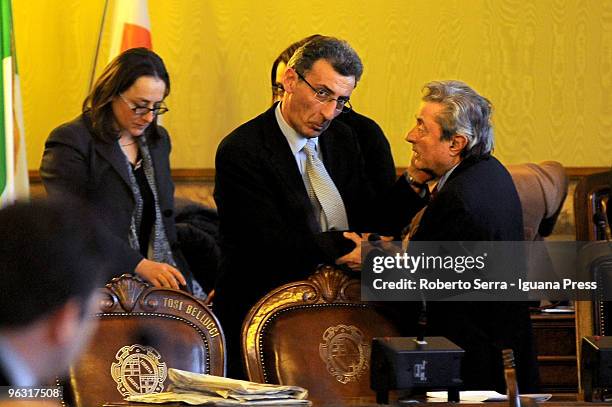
{"left": 119, "top": 93, "right": 169, "bottom": 116}
{"left": 295, "top": 71, "right": 352, "bottom": 113}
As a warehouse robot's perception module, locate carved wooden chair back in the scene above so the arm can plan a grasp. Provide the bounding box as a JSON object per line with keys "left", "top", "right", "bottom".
{"left": 64, "top": 274, "right": 225, "bottom": 407}
{"left": 573, "top": 171, "right": 612, "bottom": 345}
{"left": 574, "top": 170, "right": 611, "bottom": 241}
{"left": 241, "top": 266, "right": 401, "bottom": 405}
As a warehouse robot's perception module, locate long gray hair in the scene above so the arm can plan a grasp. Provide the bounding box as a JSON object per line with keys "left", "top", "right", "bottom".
{"left": 422, "top": 80, "right": 494, "bottom": 158}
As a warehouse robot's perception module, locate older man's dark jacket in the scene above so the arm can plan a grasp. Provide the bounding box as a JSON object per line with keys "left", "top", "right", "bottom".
{"left": 391, "top": 154, "right": 538, "bottom": 392}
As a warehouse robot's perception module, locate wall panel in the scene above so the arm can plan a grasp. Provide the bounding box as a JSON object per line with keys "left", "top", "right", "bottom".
{"left": 13, "top": 0, "right": 612, "bottom": 169}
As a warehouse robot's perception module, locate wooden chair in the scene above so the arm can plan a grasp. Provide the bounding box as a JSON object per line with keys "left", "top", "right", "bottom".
{"left": 63, "top": 274, "right": 225, "bottom": 407}
{"left": 573, "top": 170, "right": 612, "bottom": 339}
{"left": 241, "top": 266, "right": 401, "bottom": 405}
{"left": 575, "top": 170, "right": 611, "bottom": 241}
{"left": 576, "top": 170, "right": 612, "bottom": 339}
{"left": 573, "top": 170, "right": 611, "bottom": 395}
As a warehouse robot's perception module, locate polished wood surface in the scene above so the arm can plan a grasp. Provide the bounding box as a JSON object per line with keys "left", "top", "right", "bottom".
{"left": 531, "top": 313, "right": 577, "bottom": 392}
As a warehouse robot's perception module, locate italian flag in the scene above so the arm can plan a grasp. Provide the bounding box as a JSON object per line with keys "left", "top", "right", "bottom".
{"left": 108, "top": 0, "right": 152, "bottom": 58}
{"left": 0, "top": 0, "right": 28, "bottom": 207}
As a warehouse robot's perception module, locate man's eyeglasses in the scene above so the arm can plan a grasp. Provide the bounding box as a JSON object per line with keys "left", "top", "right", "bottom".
{"left": 296, "top": 71, "right": 352, "bottom": 113}
{"left": 119, "top": 94, "right": 169, "bottom": 116}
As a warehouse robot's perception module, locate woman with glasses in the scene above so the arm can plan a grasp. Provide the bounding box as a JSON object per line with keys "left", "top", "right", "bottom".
{"left": 40, "top": 48, "right": 195, "bottom": 293}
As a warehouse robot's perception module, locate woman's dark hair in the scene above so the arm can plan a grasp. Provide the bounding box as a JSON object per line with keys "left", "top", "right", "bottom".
{"left": 82, "top": 47, "right": 170, "bottom": 143}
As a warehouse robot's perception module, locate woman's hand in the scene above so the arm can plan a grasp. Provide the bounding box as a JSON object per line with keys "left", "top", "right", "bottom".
{"left": 135, "top": 259, "right": 187, "bottom": 289}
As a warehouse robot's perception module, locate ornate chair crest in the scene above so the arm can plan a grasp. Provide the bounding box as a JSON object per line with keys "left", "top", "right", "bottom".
{"left": 242, "top": 266, "right": 400, "bottom": 404}
{"left": 64, "top": 274, "right": 225, "bottom": 407}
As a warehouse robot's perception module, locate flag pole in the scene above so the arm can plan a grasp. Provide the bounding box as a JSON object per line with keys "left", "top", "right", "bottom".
{"left": 89, "top": 0, "right": 110, "bottom": 92}
{"left": 9, "top": 0, "right": 29, "bottom": 201}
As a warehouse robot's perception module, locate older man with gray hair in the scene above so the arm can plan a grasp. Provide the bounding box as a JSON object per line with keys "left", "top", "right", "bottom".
{"left": 341, "top": 80, "right": 538, "bottom": 391}
{"left": 405, "top": 80, "right": 537, "bottom": 391}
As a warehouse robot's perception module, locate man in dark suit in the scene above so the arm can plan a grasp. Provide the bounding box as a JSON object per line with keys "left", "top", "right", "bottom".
{"left": 270, "top": 34, "right": 397, "bottom": 200}
{"left": 214, "top": 36, "right": 374, "bottom": 376}
{"left": 0, "top": 201, "right": 110, "bottom": 386}
{"left": 343, "top": 80, "right": 538, "bottom": 391}
{"left": 404, "top": 81, "right": 538, "bottom": 391}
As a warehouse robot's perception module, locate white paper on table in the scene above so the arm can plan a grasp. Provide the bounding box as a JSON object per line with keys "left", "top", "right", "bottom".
{"left": 127, "top": 391, "right": 312, "bottom": 406}
{"left": 426, "top": 391, "right": 552, "bottom": 402}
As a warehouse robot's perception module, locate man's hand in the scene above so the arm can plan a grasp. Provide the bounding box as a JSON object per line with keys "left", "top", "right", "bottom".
{"left": 335, "top": 232, "right": 363, "bottom": 271}
{"left": 135, "top": 259, "right": 187, "bottom": 289}
{"left": 406, "top": 155, "right": 436, "bottom": 192}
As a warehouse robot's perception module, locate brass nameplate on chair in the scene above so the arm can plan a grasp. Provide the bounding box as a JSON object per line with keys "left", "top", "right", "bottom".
{"left": 162, "top": 297, "right": 220, "bottom": 337}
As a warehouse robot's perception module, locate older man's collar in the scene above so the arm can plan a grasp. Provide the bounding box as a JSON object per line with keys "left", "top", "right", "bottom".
{"left": 435, "top": 162, "right": 461, "bottom": 192}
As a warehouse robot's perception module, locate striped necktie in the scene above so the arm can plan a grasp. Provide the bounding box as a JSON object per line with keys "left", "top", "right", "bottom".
{"left": 302, "top": 139, "right": 349, "bottom": 231}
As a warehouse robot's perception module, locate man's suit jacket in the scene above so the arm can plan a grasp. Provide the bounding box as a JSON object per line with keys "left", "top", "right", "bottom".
{"left": 214, "top": 104, "right": 376, "bottom": 376}
{"left": 335, "top": 110, "right": 396, "bottom": 199}
{"left": 394, "top": 155, "right": 538, "bottom": 392}
{"left": 214, "top": 104, "right": 373, "bottom": 305}
{"left": 40, "top": 114, "right": 190, "bottom": 285}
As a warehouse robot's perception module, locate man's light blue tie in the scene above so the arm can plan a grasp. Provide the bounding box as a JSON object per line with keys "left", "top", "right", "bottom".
{"left": 302, "top": 139, "right": 349, "bottom": 231}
